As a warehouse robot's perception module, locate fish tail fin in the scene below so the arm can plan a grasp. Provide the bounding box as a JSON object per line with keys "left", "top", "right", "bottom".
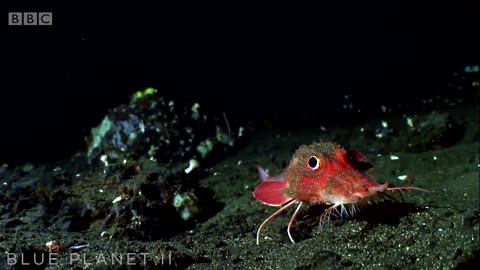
{"left": 387, "top": 186, "right": 430, "bottom": 192}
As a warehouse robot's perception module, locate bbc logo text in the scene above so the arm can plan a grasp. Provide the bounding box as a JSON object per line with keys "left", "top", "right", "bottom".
{"left": 8, "top": 12, "right": 52, "bottom": 26}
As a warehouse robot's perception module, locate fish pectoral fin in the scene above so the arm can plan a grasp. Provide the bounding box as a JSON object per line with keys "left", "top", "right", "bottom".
{"left": 257, "top": 166, "right": 269, "bottom": 181}
{"left": 257, "top": 166, "right": 286, "bottom": 181}
{"left": 253, "top": 180, "right": 291, "bottom": 206}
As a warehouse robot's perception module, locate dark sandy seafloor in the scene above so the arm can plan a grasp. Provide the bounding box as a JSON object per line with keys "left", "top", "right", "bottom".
{"left": 0, "top": 99, "right": 478, "bottom": 270}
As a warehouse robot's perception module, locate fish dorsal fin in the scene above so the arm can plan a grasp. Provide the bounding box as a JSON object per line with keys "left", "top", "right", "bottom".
{"left": 345, "top": 150, "right": 373, "bottom": 171}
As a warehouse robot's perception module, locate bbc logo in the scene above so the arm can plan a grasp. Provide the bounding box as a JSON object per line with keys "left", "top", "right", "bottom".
{"left": 8, "top": 12, "right": 52, "bottom": 26}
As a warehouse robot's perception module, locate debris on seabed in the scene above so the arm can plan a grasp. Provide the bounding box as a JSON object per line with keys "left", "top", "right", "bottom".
{"left": 184, "top": 159, "right": 200, "bottom": 174}
{"left": 390, "top": 155, "right": 399, "bottom": 160}
{"left": 397, "top": 175, "right": 414, "bottom": 183}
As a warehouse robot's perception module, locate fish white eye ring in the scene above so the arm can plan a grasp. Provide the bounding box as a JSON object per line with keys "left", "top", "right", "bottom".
{"left": 308, "top": 156, "right": 320, "bottom": 170}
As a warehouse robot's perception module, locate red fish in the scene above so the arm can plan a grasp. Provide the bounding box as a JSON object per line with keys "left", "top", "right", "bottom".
{"left": 253, "top": 142, "right": 428, "bottom": 245}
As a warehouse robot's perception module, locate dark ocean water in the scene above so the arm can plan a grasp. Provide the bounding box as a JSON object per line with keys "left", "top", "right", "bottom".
{"left": 1, "top": 1, "right": 479, "bottom": 165}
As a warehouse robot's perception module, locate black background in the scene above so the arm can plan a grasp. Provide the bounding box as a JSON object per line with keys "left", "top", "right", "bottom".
{"left": 1, "top": 1, "right": 479, "bottom": 165}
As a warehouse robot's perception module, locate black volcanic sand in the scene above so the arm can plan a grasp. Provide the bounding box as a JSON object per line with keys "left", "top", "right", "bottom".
{"left": 0, "top": 104, "right": 478, "bottom": 270}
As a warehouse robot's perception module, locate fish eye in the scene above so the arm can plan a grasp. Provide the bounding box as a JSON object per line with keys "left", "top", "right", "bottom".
{"left": 308, "top": 156, "right": 320, "bottom": 170}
